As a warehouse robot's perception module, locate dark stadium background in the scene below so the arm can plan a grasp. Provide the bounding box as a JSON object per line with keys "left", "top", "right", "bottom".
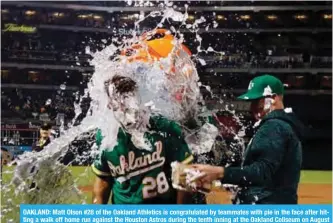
{"left": 1, "top": 1, "right": 332, "bottom": 170}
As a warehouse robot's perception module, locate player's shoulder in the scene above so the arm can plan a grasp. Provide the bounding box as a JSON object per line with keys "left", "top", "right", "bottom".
{"left": 149, "top": 115, "right": 182, "bottom": 137}
{"left": 95, "top": 128, "right": 129, "bottom": 147}
{"left": 97, "top": 128, "right": 129, "bottom": 157}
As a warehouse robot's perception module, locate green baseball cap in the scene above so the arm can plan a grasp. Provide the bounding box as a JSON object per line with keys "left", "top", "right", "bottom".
{"left": 238, "top": 75, "right": 284, "bottom": 100}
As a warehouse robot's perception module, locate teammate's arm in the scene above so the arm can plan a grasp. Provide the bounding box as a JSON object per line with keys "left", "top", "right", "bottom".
{"left": 92, "top": 176, "right": 111, "bottom": 204}
{"left": 177, "top": 190, "right": 191, "bottom": 204}
{"left": 176, "top": 154, "right": 194, "bottom": 204}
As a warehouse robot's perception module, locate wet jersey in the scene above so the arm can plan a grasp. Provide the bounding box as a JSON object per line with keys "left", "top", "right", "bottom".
{"left": 92, "top": 116, "right": 193, "bottom": 204}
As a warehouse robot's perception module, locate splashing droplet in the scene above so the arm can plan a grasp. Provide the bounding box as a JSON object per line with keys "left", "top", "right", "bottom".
{"left": 198, "top": 58, "right": 207, "bottom": 66}
{"left": 60, "top": 84, "right": 66, "bottom": 90}
{"left": 45, "top": 99, "right": 52, "bottom": 105}
{"left": 207, "top": 47, "right": 214, "bottom": 52}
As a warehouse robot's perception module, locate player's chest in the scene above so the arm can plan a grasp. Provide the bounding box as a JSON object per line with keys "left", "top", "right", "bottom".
{"left": 105, "top": 133, "right": 167, "bottom": 178}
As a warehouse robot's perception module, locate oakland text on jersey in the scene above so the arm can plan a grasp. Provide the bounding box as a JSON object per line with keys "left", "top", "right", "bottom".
{"left": 92, "top": 116, "right": 193, "bottom": 204}
{"left": 107, "top": 141, "right": 165, "bottom": 180}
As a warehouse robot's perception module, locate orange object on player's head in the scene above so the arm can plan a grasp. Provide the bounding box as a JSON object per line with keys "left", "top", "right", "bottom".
{"left": 120, "top": 28, "right": 192, "bottom": 64}
{"left": 120, "top": 28, "right": 196, "bottom": 103}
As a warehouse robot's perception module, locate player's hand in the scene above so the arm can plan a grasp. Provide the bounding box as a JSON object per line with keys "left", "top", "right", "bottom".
{"left": 190, "top": 164, "right": 224, "bottom": 185}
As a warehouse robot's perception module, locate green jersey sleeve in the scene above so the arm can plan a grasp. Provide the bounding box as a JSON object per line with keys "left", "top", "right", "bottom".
{"left": 92, "top": 128, "right": 127, "bottom": 177}
{"left": 92, "top": 128, "right": 111, "bottom": 176}
{"left": 92, "top": 149, "right": 112, "bottom": 177}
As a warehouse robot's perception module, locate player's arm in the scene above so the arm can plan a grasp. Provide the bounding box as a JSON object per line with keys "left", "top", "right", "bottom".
{"left": 92, "top": 176, "right": 112, "bottom": 204}
{"left": 91, "top": 149, "right": 113, "bottom": 204}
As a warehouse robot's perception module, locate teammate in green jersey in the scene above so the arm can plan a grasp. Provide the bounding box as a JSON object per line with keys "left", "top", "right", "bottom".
{"left": 92, "top": 75, "right": 193, "bottom": 204}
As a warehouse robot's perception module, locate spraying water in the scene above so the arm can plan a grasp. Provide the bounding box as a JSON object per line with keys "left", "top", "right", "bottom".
{"left": 1, "top": 3, "right": 247, "bottom": 221}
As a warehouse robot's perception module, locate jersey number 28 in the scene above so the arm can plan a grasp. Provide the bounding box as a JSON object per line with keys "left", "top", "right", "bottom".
{"left": 142, "top": 172, "right": 169, "bottom": 199}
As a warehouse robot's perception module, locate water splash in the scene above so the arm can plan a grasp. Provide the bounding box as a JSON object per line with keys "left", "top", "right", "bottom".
{"left": 1, "top": 7, "right": 199, "bottom": 215}
{"left": 1, "top": 4, "right": 248, "bottom": 218}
